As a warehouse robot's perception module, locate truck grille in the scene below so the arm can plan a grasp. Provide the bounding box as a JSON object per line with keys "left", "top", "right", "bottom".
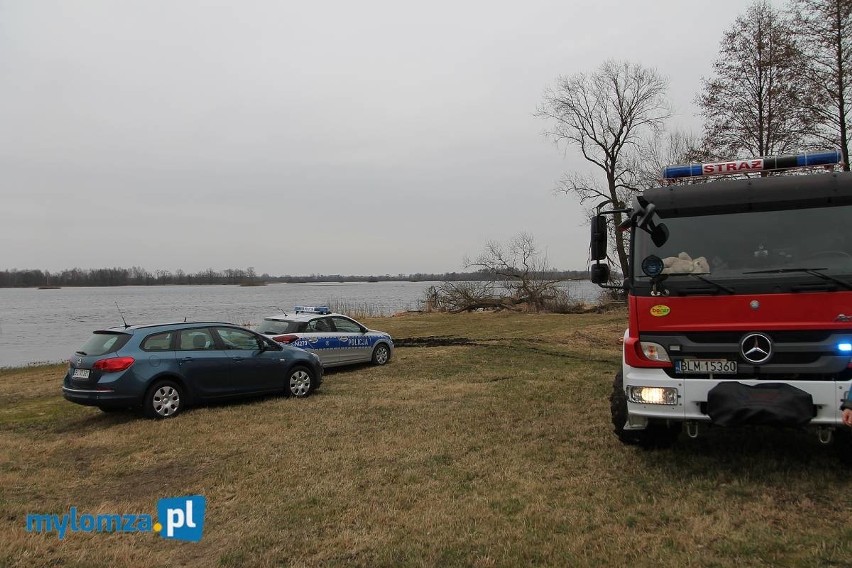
{"left": 683, "top": 331, "right": 832, "bottom": 343}
{"left": 641, "top": 330, "right": 852, "bottom": 380}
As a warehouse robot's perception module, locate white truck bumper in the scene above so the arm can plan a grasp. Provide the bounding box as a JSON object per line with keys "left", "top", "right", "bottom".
{"left": 622, "top": 363, "right": 851, "bottom": 427}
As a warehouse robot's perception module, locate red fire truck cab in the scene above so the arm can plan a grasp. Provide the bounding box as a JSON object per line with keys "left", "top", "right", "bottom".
{"left": 591, "top": 151, "right": 852, "bottom": 448}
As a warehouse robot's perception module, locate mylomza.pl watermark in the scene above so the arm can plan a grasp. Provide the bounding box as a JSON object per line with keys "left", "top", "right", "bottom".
{"left": 25, "top": 495, "right": 206, "bottom": 542}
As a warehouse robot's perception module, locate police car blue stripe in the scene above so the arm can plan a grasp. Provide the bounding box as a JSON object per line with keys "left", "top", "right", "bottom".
{"left": 294, "top": 336, "right": 386, "bottom": 350}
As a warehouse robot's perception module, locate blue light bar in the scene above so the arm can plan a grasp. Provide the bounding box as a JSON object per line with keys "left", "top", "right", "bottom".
{"left": 662, "top": 150, "right": 842, "bottom": 180}
{"left": 294, "top": 306, "right": 330, "bottom": 315}
{"left": 838, "top": 342, "right": 852, "bottom": 353}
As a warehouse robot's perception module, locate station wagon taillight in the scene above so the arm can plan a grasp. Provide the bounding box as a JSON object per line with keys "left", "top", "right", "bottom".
{"left": 92, "top": 356, "right": 135, "bottom": 373}
{"left": 273, "top": 334, "right": 298, "bottom": 344}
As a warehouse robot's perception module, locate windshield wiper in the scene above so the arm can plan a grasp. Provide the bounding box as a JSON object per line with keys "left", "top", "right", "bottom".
{"left": 743, "top": 267, "right": 852, "bottom": 291}
{"left": 661, "top": 272, "right": 735, "bottom": 295}
{"left": 688, "top": 274, "right": 735, "bottom": 294}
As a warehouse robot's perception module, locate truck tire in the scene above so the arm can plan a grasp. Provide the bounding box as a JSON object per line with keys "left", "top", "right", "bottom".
{"left": 833, "top": 428, "right": 852, "bottom": 465}
{"left": 610, "top": 372, "right": 643, "bottom": 445}
{"left": 610, "top": 372, "right": 681, "bottom": 449}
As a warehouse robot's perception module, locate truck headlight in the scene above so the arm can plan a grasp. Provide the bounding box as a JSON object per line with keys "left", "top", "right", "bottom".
{"left": 627, "top": 386, "right": 678, "bottom": 405}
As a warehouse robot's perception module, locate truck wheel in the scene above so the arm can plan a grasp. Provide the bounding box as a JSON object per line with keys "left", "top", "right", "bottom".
{"left": 833, "top": 428, "right": 852, "bottom": 465}
{"left": 610, "top": 372, "right": 643, "bottom": 445}
{"left": 643, "top": 421, "right": 682, "bottom": 449}
{"left": 610, "top": 372, "right": 681, "bottom": 448}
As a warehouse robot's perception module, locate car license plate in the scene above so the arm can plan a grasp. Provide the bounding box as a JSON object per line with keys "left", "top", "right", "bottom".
{"left": 72, "top": 369, "right": 90, "bottom": 379}
{"left": 675, "top": 359, "right": 737, "bottom": 374}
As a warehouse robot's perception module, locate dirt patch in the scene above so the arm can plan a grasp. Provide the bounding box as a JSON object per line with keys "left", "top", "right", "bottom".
{"left": 394, "top": 336, "right": 478, "bottom": 347}
{"left": 88, "top": 459, "right": 210, "bottom": 503}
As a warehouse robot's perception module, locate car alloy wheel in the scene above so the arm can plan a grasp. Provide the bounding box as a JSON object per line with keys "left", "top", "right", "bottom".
{"left": 372, "top": 344, "right": 390, "bottom": 365}
{"left": 288, "top": 367, "right": 313, "bottom": 398}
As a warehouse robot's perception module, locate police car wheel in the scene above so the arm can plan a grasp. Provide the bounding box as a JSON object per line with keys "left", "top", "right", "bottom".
{"left": 372, "top": 344, "right": 390, "bottom": 365}
{"left": 287, "top": 366, "right": 314, "bottom": 398}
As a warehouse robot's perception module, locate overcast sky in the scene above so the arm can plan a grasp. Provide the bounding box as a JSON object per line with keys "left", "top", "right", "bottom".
{"left": 1, "top": 0, "right": 753, "bottom": 276}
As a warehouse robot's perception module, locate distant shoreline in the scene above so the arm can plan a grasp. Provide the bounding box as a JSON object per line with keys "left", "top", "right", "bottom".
{"left": 0, "top": 269, "right": 591, "bottom": 289}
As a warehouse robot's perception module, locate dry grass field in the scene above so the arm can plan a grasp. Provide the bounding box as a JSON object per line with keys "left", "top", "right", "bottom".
{"left": 2, "top": 311, "right": 852, "bottom": 567}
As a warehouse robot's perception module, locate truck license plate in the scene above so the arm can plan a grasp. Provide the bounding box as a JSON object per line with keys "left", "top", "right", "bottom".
{"left": 675, "top": 359, "right": 737, "bottom": 374}
{"left": 72, "top": 369, "right": 90, "bottom": 379}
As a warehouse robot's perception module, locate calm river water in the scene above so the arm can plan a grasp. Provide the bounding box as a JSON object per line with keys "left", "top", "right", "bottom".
{"left": 0, "top": 280, "right": 599, "bottom": 367}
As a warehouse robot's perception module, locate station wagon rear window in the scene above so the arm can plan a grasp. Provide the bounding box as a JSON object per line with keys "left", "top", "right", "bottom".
{"left": 78, "top": 332, "right": 130, "bottom": 356}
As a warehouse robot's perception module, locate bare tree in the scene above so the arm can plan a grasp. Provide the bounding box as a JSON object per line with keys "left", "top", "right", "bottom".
{"left": 789, "top": 0, "right": 852, "bottom": 170}
{"left": 465, "top": 233, "right": 563, "bottom": 312}
{"left": 633, "top": 129, "right": 710, "bottom": 189}
{"left": 424, "top": 280, "right": 498, "bottom": 313}
{"left": 537, "top": 60, "right": 670, "bottom": 276}
{"left": 698, "top": 1, "right": 820, "bottom": 160}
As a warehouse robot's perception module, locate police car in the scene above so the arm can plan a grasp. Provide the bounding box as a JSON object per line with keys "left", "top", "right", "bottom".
{"left": 256, "top": 306, "right": 394, "bottom": 368}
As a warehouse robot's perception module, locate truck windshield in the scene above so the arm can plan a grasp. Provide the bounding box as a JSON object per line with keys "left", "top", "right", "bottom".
{"left": 633, "top": 203, "right": 852, "bottom": 290}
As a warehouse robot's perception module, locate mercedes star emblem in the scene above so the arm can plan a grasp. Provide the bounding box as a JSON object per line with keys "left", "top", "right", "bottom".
{"left": 740, "top": 333, "right": 773, "bottom": 364}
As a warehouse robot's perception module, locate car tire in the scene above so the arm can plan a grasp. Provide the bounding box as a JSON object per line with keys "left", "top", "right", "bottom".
{"left": 371, "top": 343, "right": 391, "bottom": 365}
{"left": 610, "top": 372, "right": 680, "bottom": 448}
{"left": 143, "top": 380, "right": 184, "bottom": 419}
{"left": 287, "top": 365, "right": 315, "bottom": 398}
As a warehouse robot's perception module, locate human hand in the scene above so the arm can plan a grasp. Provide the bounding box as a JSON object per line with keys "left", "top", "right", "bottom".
{"left": 843, "top": 408, "right": 852, "bottom": 427}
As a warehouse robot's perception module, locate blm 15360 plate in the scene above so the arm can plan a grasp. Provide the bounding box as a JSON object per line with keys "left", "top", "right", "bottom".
{"left": 675, "top": 359, "right": 737, "bottom": 374}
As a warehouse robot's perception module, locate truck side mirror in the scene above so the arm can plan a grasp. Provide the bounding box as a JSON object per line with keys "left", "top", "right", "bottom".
{"left": 590, "top": 263, "right": 610, "bottom": 284}
{"left": 651, "top": 223, "right": 669, "bottom": 247}
{"left": 590, "top": 215, "right": 608, "bottom": 261}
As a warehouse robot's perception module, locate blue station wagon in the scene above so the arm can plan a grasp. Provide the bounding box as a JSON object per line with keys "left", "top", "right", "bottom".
{"left": 63, "top": 322, "right": 323, "bottom": 418}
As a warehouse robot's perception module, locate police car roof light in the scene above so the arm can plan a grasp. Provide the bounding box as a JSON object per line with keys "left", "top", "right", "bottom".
{"left": 662, "top": 150, "right": 842, "bottom": 180}
{"left": 294, "top": 306, "right": 330, "bottom": 314}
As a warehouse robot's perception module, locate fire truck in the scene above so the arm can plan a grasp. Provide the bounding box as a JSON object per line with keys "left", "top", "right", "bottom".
{"left": 590, "top": 150, "right": 852, "bottom": 448}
